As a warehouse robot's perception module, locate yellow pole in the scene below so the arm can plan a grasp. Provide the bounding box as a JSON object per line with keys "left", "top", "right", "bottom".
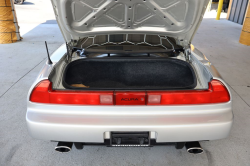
{"left": 0, "top": 0, "right": 21, "bottom": 44}
{"left": 216, "top": 0, "right": 224, "bottom": 20}
{"left": 239, "top": 1, "right": 250, "bottom": 46}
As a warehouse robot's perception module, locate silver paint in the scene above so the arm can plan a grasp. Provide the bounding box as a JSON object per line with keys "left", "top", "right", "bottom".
{"left": 26, "top": 1, "right": 233, "bottom": 144}
{"left": 51, "top": 0, "right": 210, "bottom": 47}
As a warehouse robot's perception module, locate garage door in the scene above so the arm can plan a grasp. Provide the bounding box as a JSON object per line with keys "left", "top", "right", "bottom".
{"left": 229, "top": 0, "right": 249, "bottom": 24}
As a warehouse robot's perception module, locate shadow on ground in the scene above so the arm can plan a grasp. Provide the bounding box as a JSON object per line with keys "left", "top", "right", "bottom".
{"left": 15, "top": 1, "right": 34, "bottom": 5}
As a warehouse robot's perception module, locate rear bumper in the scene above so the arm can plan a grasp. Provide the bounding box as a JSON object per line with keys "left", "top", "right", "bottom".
{"left": 26, "top": 102, "right": 233, "bottom": 143}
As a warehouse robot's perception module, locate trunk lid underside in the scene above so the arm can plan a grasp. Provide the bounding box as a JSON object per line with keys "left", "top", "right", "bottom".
{"left": 51, "top": 0, "right": 210, "bottom": 47}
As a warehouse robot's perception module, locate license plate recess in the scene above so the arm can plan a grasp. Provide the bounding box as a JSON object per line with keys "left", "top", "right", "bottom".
{"left": 110, "top": 132, "right": 150, "bottom": 147}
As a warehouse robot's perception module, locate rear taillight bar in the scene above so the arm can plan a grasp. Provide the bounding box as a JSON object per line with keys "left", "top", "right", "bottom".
{"left": 30, "top": 80, "right": 230, "bottom": 105}
{"left": 147, "top": 80, "right": 230, "bottom": 105}
{"left": 30, "top": 80, "right": 113, "bottom": 105}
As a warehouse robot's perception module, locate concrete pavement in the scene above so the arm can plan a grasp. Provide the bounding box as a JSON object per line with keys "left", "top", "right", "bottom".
{"left": 0, "top": 1, "right": 250, "bottom": 166}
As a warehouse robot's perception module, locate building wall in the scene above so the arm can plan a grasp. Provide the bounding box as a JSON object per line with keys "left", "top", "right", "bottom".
{"left": 229, "top": 0, "right": 249, "bottom": 24}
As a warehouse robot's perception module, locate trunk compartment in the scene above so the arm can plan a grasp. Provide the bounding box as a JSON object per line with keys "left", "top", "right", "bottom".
{"left": 63, "top": 58, "right": 197, "bottom": 90}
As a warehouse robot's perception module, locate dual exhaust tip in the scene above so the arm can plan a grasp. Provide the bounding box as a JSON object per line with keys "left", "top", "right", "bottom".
{"left": 185, "top": 141, "right": 204, "bottom": 154}
{"left": 55, "top": 142, "right": 73, "bottom": 153}
{"left": 55, "top": 141, "right": 204, "bottom": 154}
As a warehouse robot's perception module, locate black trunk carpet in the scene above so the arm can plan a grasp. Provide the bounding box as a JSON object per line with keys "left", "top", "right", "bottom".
{"left": 63, "top": 58, "right": 197, "bottom": 90}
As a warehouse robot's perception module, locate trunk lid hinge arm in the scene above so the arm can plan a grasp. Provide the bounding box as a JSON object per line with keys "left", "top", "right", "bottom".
{"left": 66, "top": 40, "right": 86, "bottom": 61}
{"left": 184, "top": 45, "right": 191, "bottom": 62}
{"left": 66, "top": 42, "right": 73, "bottom": 63}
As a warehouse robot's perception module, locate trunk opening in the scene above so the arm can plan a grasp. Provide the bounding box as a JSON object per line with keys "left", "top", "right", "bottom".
{"left": 62, "top": 57, "right": 197, "bottom": 90}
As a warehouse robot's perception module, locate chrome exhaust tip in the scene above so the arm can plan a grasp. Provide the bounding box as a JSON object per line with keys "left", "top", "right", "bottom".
{"left": 185, "top": 142, "right": 204, "bottom": 154}
{"left": 55, "top": 142, "right": 73, "bottom": 153}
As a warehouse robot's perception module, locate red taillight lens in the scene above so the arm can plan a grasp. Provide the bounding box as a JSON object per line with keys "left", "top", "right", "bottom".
{"left": 30, "top": 80, "right": 113, "bottom": 105}
{"left": 30, "top": 80, "right": 51, "bottom": 103}
{"left": 147, "top": 80, "right": 230, "bottom": 105}
{"left": 210, "top": 80, "right": 231, "bottom": 103}
{"left": 49, "top": 91, "right": 113, "bottom": 105}
{"left": 30, "top": 79, "right": 230, "bottom": 105}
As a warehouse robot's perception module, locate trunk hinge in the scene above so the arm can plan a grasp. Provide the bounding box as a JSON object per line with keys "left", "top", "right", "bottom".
{"left": 66, "top": 40, "right": 83, "bottom": 62}
{"left": 184, "top": 45, "right": 191, "bottom": 62}
{"left": 66, "top": 42, "right": 73, "bottom": 63}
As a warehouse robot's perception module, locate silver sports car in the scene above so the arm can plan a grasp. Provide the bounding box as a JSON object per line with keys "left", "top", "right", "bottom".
{"left": 26, "top": 0, "right": 233, "bottom": 154}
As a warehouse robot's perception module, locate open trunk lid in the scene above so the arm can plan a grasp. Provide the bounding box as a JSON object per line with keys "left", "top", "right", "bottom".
{"left": 51, "top": 0, "right": 210, "bottom": 47}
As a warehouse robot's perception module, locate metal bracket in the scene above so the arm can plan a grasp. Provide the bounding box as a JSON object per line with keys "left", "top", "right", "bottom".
{"left": 66, "top": 42, "right": 73, "bottom": 62}
{"left": 184, "top": 45, "right": 191, "bottom": 62}
{"left": 79, "top": 34, "right": 176, "bottom": 51}
{"left": 76, "top": 49, "right": 86, "bottom": 57}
